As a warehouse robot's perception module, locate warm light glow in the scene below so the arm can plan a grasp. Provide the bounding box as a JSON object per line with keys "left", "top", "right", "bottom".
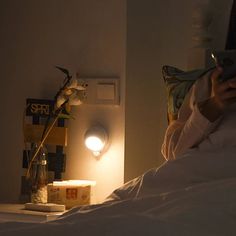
{"left": 85, "top": 136, "right": 105, "bottom": 152}
{"left": 52, "top": 180, "right": 96, "bottom": 186}
{"left": 84, "top": 125, "right": 108, "bottom": 156}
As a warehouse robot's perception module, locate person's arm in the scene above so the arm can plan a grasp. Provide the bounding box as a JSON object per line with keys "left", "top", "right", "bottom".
{"left": 161, "top": 94, "right": 219, "bottom": 161}
{"left": 162, "top": 67, "right": 236, "bottom": 161}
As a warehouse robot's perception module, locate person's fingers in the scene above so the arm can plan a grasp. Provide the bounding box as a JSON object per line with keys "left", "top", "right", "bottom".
{"left": 212, "top": 69, "right": 236, "bottom": 93}
{"left": 221, "top": 89, "right": 236, "bottom": 100}
{"left": 211, "top": 67, "right": 223, "bottom": 86}
{"left": 211, "top": 67, "right": 236, "bottom": 108}
{"left": 217, "top": 81, "right": 231, "bottom": 92}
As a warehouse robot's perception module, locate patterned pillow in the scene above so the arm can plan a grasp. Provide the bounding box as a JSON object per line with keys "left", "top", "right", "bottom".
{"left": 162, "top": 65, "right": 212, "bottom": 123}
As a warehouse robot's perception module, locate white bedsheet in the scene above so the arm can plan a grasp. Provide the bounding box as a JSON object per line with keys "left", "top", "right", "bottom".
{"left": 1, "top": 148, "right": 236, "bottom": 235}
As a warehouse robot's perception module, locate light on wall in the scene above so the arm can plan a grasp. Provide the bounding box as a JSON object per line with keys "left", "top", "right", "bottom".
{"left": 84, "top": 125, "right": 108, "bottom": 156}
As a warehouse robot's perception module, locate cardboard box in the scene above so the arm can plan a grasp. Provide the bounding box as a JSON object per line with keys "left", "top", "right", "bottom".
{"left": 47, "top": 180, "right": 96, "bottom": 209}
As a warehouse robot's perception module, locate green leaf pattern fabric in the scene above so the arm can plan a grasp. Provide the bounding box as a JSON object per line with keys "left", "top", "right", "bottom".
{"left": 162, "top": 65, "right": 212, "bottom": 122}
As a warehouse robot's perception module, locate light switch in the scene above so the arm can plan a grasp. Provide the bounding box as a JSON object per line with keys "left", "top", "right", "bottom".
{"left": 96, "top": 83, "right": 115, "bottom": 100}
{"left": 77, "top": 77, "right": 120, "bottom": 105}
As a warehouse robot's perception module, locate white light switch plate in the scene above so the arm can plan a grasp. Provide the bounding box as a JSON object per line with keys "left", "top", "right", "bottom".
{"left": 77, "top": 77, "right": 120, "bottom": 105}
{"left": 97, "top": 83, "right": 115, "bottom": 100}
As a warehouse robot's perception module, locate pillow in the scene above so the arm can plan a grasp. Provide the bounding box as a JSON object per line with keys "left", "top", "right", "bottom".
{"left": 162, "top": 65, "right": 213, "bottom": 123}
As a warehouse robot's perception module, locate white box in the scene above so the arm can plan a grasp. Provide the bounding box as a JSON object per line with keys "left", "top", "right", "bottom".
{"left": 47, "top": 180, "right": 96, "bottom": 209}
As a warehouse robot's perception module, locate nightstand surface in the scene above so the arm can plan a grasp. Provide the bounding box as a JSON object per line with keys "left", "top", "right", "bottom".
{"left": 0, "top": 204, "right": 65, "bottom": 223}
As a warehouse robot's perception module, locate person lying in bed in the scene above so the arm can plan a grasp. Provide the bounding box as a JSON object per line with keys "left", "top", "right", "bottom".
{"left": 108, "top": 66, "right": 236, "bottom": 201}
{"left": 162, "top": 66, "right": 236, "bottom": 160}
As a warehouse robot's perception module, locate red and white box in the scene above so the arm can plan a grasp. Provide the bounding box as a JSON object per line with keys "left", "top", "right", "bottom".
{"left": 47, "top": 180, "right": 96, "bottom": 209}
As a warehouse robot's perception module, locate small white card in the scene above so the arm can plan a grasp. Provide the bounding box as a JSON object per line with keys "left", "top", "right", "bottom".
{"left": 25, "top": 203, "right": 65, "bottom": 212}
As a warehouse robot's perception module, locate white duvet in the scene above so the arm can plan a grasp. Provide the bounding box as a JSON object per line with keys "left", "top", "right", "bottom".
{"left": 1, "top": 148, "right": 236, "bottom": 236}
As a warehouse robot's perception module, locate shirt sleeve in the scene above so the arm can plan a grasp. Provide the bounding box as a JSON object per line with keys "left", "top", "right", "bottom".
{"left": 161, "top": 72, "right": 221, "bottom": 161}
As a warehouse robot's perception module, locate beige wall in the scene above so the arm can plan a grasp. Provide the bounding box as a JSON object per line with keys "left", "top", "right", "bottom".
{"left": 0, "top": 0, "right": 126, "bottom": 203}
{"left": 125, "top": 0, "right": 192, "bottom": 181}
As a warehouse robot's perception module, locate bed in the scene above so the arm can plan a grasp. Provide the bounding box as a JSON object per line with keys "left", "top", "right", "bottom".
{"left": 1, "top": 1, "right": 236, "bottom": 235}
{"left": 2, "top": 151, "right": 236, "bottom": 235}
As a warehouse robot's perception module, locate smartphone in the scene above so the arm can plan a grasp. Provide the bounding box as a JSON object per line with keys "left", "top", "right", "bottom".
{"left": 211, "top": 50, "right": 236, "bottom": 82}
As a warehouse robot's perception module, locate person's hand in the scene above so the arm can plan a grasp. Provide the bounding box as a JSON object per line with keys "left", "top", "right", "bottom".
{"left": 211, "top": 67, "right": 236, "bottom": 111}
{"left": 198, "top": 67, "right": 236, "bottom": 122}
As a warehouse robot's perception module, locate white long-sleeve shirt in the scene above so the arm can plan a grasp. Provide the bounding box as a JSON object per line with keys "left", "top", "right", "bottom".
{"left": 161, "top": 71, "right": 223, "bottom": 161}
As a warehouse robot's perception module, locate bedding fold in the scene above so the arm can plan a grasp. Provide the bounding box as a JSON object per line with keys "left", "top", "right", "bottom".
{"left": 1, "top": 148, "right": 236, "bottom": 235}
